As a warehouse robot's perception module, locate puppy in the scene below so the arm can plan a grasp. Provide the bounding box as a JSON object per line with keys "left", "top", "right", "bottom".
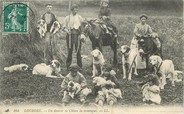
{"left": 4, "top": 64, "right": 29, "bottom": 73}
{"left": 80, "top": 87, "right": 92, "bottom": 102}
{"left": 92, "top": 76, "right": 107, "bottom": 87}
{"left": 50, "top": 21, "right": 61, "bottom": 34}
{"left": 37, "top": 19, "right": 47, "bottom": 38}
{"left": 121, "top": 45, "right": 139, "bottom": 80}
{"left": 149, "top": 55, "right": 175, "bottom": 89}
{"left": 173, "top": 70, "right": 183, "bottom": 82}
{"left": 32, "top": 60, "right": 64, "bottom": 78}
{"left": 64, "top": 81, "right": 81, "bottom": 99}
{"left": 91, "top": 49, "right": 105, "bottom": 77}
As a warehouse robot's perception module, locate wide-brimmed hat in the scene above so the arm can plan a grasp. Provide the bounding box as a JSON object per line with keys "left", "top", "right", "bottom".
{"left": 69, "top": 64, "right": 81, "bottom": 71}
{"left": 71, "top": 4, "right": 78, "bottom": 11}
{"left": 140, "top": 14, "right": 148, "bottom": 19}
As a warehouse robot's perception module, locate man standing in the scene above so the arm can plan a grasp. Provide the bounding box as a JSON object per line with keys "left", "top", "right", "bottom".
{"left": 41, "top": 4, "right": 58, "bottom": 64}
{"left": 63, "top": 4, "right": 84, "bottom": 69}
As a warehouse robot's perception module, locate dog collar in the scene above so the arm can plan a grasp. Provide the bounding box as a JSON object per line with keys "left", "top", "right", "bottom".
{"left": 156, "top": 61, "right": 163, "bottom": 74}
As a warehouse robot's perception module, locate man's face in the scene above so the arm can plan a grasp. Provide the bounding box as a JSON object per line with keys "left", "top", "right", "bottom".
{"left": 71, "top": 70, "right": 77, "bottom": 77}
{"left": 102, "top": 2, "right": 108, "bottom": 7}
{"left": 46, "top": 5, "right": 52, "bottom": 13}
{"left": 72, "top": 8, "right": 78, "bottom": 15}
{"left": 140, "top": 17, "right": 147, "bottom": 24}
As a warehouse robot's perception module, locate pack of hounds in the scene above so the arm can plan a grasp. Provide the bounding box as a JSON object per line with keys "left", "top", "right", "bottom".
{"left": 3, "top": 19, "right": 183, "bottom": 107}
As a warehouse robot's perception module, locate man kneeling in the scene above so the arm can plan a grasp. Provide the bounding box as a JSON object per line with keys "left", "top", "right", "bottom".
{"left": 61, "top": 64, "right": 89, "bottom": 106}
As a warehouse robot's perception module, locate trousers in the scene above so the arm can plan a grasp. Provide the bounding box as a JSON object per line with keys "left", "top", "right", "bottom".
{"left": 66, "top": 29, "right": 82, "bottom": 69}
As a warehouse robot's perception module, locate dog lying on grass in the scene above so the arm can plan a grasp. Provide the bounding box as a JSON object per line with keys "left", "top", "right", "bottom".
{"left": 4, "top": 64, "right": 29, "bottom": 73}
{"left": 32, "top": 60, "right": 64, "bottom": 78}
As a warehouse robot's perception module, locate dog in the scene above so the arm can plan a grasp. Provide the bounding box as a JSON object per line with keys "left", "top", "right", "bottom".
{"left": 37, "top": 19, "right": 47, "bottom": 38}
{"left": 92, "top": 76, "right": 107, "bottom": 87}
{"left": 32, "top": 60, "right": 64, "bottom": 78}
{"left": 64, "top": 81, "right": 82, "bottom": 99}
{"left": 50, "top": 21, "right": 61, "bottom": 34}
{"left": 121, "top": 45, "right": 140, "bottom": 80}
{"left": 173, "top": 70, "right": 183, "bottom": 82}
{"left": 4, "top": 64, "right": 29, "bottom": 73}
{"left": 80, "top": 87, "right": 92, "bottom": 102}
{"left": 149, "top": 55, "right": 175, "bottom": 89}
{"left": 91, "top": 49, "right": 105, "bottom": 77}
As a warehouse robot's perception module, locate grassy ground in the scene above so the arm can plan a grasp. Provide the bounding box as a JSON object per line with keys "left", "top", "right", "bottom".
{"left": 0, "top": 2, "right": 183, "bottom": 107}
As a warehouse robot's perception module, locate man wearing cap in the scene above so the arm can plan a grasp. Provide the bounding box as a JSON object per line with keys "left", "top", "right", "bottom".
{"left": 63, "top": 4, "right": 84, "bottom": 69}
{"left": 61, "top": 64, "right": 87, "bottom": 106}
{"left": 133, "top": 14, "right": 153, "bottom": 39}
{"left": 40, "top": 4, "right": 59, "bottom": 64}
{"left": 131, "top": 14, "right": 155, "bottom": 49}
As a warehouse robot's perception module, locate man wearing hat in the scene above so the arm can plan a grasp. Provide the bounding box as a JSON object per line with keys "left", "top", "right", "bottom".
{"left": 134, "top": 14, "right": 153, "bottom": 39}
{"left": 40, "top": 4, "right": 59, "bottom": 64}
{"left": 61, "top": 64, "right": 87, "bottom": 106}
{"left": 63, "top": 4, "right": 84, "bottom": 69}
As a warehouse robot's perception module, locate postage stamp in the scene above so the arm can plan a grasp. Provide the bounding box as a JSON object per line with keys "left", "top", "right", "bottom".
{"left": 3, "top": 2, "right": 29, "bottom": 33}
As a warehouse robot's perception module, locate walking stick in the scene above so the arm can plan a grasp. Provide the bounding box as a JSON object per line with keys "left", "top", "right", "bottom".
{"left": 68, "top": 0, "right": 71, "bottom": 49}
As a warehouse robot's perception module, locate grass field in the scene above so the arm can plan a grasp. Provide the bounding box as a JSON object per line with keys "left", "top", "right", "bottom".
{"left": 0, "top": 1, "right": 183, "bottom": 108}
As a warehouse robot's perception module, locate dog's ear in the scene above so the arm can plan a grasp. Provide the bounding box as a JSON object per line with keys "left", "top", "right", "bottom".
{"left": 98, "top": 50, "right": 102, "bottom": 55}
{"left": 126, "top": 46, "right": 130, "bottom": 53}
{"left": 56, "top": 61, "right": 61, "bottom": 68}
{"left": 157, "top": 56, "right": 162, "bottom": 63}
{"left": 22, "top": 66, "right": 28, "bottom": 71}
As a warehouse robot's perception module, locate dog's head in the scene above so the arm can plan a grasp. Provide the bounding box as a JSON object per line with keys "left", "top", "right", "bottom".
{"left": 91, "top": 49, "right": 102, "bottom": 60}
{"left": 92, "top": 77, "right": 106, "bottom": 87}
{"left": 67, "top": 81, "right": 75, "bottom": 91}
{"left": 53, "top": 21, "right": 61, "bottom": 28}
{"left": 174, "top": 70, "right": 183, "bottom": 81}
{"left": 149, "top": 55, "right": 162, "bottom": 66}
{"left": 37, "top": 19, "right": 46, "bottom": 26}
{"left": 50, "top": 60, "right": 61, "bottom": 69}
{"left": 121, "top": 45, "right": 130, "bottom": 54}
{"left": 20, "top": 64, "right": 29, "bottom": 71}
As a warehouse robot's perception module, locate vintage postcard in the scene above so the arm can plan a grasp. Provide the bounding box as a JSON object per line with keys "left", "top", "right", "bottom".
{"left": 0, "top": 0, "right": 183, "bottom": 114}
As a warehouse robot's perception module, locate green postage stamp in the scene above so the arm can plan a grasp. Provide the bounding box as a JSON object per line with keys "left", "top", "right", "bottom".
{"left": 3, "top": 2, "right": 29, "bottom": 33}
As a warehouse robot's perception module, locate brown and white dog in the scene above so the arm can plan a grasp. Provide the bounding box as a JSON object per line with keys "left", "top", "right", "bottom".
{"left": 4, "top": 64, "right": 29, "bottom": 73}
{"left": 32, "top": 60, "right": 64, "bottom": 78}
{"left": 149, "top": 55, "right": 175, "bottom": 89}
{"left": 121, "top": 45, "right": 140, "bottom": 80}
{"left": 37, "top": 19, "right": 47, "bottom": 38}
{"left": 50, "top": 21, "right": 61, "bottom": 34}
{"left": 173, "top": 70, "right": 183, "bottom": 82}
{"left": 91, "top": 49, "right": 105, "bottom": 77}
{"left": 64, "top": 81, "right": 82, "bottom": 99}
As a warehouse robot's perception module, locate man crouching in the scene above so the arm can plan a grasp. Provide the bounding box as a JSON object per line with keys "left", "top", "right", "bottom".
{"left": 61, "top": 64, "right": 89, "bottom": 106}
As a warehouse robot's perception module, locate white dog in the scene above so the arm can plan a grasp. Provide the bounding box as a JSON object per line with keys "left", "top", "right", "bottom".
{"left": 32, "top": 60, "right": 64, "bottom": 78}
{"left": 92, "top": 76, "right": 107, "bottom": 87}
{"left": 50, "top": 21, "right": 61, "bottom": 34}
{"left": 80, "top": 87, "right": 92, "bottom": 102}
{"left": 121, "top": 45, "right": 140, "bottom": 80}
{"left": 91, "top": 49, "right": 105, "bottom": 77}
{"left": 4, "top": 64, "right": 29, "bottom": 73}
{"left": 149, "top": 55, "right": 175, "bottom": 89}
{"left": 37, "top": 19, "right": 47, "bottom": 38}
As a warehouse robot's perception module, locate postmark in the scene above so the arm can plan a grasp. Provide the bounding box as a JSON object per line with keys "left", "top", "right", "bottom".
{"left": 3, "top": 2, "right": 29, "bottom": 33}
